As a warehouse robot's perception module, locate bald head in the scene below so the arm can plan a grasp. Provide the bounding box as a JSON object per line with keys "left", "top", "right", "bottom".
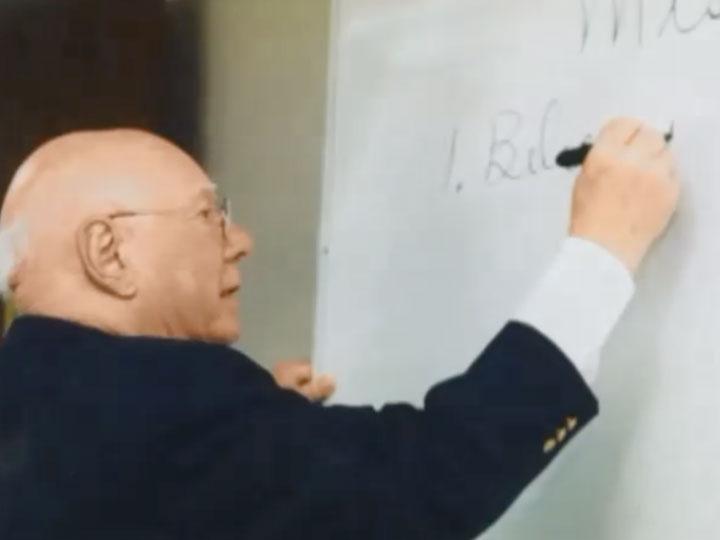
{"left": 0, "top": 128, "right": 252, "bottom": 343}
{"left": 2, "top": 129, "right": 207, "bottom": 230}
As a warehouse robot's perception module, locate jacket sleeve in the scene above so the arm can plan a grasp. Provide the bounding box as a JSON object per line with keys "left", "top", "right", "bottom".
{"left": 286, "top": 323, "right": 598, "bottom": 539}
{"left": 160, "top": 322, "right": 599, "bottom": 540}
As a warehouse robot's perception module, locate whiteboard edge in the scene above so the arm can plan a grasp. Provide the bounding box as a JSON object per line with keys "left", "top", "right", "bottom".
{"left": 312, "top": 0, "right": 343, "bottom": 374}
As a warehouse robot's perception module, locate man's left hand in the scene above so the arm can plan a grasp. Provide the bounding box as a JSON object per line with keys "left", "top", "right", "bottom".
{"left": 272, "top": 359, "right": 336, "bottom": 402}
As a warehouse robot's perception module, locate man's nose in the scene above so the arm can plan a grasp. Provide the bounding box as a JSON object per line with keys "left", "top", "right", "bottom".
{"left": 224, "top": 221, "right": 254, "bottom": 262}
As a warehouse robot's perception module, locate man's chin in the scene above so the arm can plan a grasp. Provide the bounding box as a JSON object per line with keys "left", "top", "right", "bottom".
{"left": 207, "top": 317, "right": 241, "bottom": 345}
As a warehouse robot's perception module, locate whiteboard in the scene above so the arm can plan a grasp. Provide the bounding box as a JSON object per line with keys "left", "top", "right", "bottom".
{"left": 314, "top": 1, "right": 720, "bottom": 538}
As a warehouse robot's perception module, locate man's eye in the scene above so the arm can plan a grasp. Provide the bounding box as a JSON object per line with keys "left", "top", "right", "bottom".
{"left": 199, "top": 208, "right": 213, "bottom": 219}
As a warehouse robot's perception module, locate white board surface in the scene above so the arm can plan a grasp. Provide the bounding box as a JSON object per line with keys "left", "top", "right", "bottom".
{"left": 314, "top": 1, "right": 720, "bottom": 538}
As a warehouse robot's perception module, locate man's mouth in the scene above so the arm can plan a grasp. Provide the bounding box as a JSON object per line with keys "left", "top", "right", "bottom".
{"left": 221, "top": 282, "right": 241, "bottom": 297}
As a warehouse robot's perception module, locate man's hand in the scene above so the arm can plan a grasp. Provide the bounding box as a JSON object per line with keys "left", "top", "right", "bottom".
{"left": 271, "top": 359, "right": 336, "bottom": 402}
{"left": 570, "top": 118, "right": 680, "bottom": 273}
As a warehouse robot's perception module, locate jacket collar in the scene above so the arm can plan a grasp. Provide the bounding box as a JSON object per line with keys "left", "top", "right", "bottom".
{"left": 4, "top": 314, "right": 115, "bottom": 346}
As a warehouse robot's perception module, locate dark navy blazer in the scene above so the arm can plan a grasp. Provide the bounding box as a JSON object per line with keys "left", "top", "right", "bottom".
{"left": 0, "top": 315, "right": 597, "bottom": 539}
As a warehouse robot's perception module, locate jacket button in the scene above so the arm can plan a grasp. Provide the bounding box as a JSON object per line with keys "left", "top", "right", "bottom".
{"left": 543, "top": 438, "right": 557, "bottom": 454}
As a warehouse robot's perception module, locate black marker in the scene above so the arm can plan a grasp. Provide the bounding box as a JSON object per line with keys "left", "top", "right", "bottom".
{"left": 555, "top": 125, "right": 674, "bottom": 168}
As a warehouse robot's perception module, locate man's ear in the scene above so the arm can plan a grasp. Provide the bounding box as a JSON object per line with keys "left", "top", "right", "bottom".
{"left": 76, "top": 217, "right": 137, "bottom": 299}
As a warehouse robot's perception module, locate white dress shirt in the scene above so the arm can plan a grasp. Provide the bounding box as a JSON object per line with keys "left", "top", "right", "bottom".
{"left": 515, "top": 236, "right": 636, "bottom": 385}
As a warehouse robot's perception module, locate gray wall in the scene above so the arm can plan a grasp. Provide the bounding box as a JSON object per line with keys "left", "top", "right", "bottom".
{"left": 203, "top": 0, "right": 331, "bottom": 367}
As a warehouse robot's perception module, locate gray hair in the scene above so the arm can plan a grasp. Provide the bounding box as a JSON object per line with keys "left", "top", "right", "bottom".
{"left": 0, "top": 220, "right": 27, "bottom": 297}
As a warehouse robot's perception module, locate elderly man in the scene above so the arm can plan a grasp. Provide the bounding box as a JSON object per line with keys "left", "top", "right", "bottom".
{"left": 0, "top": 121, "right": 677, "bottom": 539}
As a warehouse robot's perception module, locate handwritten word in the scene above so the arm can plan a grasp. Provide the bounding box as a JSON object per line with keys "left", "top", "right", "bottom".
{"left": 580, "top": 0, "right": 720, "bottom": 50}
{"left": 483, "top": 99, "right": 560, "bottom": 186}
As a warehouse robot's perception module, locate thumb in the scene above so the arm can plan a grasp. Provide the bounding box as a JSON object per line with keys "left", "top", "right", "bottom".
{"left": 272, "top": 359, "right": 312, "bottom": 389}
{"left": 301, "top": 374, "right": 337, "bottom": 402}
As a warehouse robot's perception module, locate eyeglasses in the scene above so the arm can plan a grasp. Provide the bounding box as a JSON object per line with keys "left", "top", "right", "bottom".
{"left": 108, "top": 191, "right": 232, "bottom": 239}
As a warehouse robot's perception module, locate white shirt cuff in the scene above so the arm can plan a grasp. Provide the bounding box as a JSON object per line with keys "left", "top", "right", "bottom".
{"left": 515, "top": 236, "right": 635, "bottom": 384}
